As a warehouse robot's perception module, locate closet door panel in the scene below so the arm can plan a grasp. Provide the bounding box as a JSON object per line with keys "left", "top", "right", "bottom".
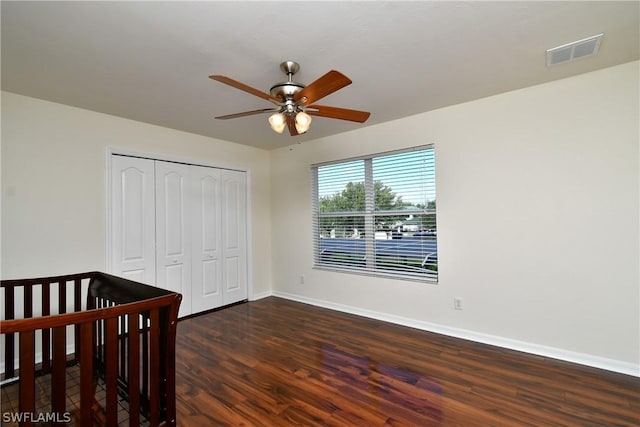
{"left": 111, "top": 156, "right": 156, "bottom": 284}
{"left": 155, "top": 161, "right": 192, "bottom": 317}
{"left": 222, "top": 170, "right": 247, "bottom": 304}
{"left": 202, "top": 259, "right": 219, "bottom": 295}
{"left": 191, "top": 166, "right": 223, "bottom": 312}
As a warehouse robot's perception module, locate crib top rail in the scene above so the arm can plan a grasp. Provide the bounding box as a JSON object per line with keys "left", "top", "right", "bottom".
{"left": 1, "top": 294, "right": 181, "bottom": 334}
{"left": 0, "top": 271, "right": 96, "bottom": 288}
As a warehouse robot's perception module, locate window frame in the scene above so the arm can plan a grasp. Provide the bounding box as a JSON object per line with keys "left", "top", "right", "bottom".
{"left": 311, "top": 145, "right": 437, "bottom": 283}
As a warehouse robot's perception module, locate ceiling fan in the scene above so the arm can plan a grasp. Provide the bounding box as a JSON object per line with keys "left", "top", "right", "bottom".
{"left": 209, "top": 61, "right": 370, "bottom": 136}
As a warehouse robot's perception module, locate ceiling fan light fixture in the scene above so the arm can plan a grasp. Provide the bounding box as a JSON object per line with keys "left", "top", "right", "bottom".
{"left": 295, "top": 111, "right": 312, "bottom": 133}
{"left": 268, "top": 112, "right": 286, "bottom": 133}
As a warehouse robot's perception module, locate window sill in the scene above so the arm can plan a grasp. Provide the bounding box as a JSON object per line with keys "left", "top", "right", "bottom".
{"left": 313, "top": 265, "right": 438, "bottom": 284}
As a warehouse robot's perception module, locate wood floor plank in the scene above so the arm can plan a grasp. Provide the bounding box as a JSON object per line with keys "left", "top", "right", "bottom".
{"left": 174, "top": 297, "right": 640, "bottom": 426}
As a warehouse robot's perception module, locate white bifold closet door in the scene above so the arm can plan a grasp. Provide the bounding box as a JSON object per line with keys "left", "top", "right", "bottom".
{"left": 111, "top": 155, "right": 247, "bottom": 318}
{"left": 190, "top": 165, "right": 223, "bottom": 313}
{"left": 110, "top": 156, "right": 156, "bottom": 285}
{"left": 220, "top": 169, "right": 248, "bottom": 305}
{"left": 155, "top": 161, "right": 192, "bottom": 318}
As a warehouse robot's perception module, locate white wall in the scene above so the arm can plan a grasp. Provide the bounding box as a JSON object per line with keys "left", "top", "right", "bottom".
{"left": 1, "top": 92, "right": 272, "bottom": 298}
{"left": 270, "top": 61, "right": 639, "bottom": 373}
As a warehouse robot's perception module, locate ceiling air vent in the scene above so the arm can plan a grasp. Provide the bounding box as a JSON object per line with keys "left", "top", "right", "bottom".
{"left": 546, "top": 34, "right": 603, "bottom": 66}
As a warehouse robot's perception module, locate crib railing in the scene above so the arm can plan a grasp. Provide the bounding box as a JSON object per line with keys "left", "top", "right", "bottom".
{"left": 1, "top": 272, "right": 181, "bottom": 427}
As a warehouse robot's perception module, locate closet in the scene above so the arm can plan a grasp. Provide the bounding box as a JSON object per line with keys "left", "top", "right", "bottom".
{"left": 110, "top": 154, "right": 247, "bottom": 317}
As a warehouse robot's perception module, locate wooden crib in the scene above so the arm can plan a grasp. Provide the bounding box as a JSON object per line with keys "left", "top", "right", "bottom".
{"left": 1, "top": 272, "right": 182, "bottom": 426}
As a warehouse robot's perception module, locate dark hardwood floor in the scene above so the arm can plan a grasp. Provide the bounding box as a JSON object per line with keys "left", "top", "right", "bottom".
{"left": 175, "top": 297, "right": 639, "bottom": 426}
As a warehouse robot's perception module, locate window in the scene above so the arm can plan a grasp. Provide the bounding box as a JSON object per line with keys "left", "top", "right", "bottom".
{"left": 312, "top": 146, "right": 437, "bottom": 282}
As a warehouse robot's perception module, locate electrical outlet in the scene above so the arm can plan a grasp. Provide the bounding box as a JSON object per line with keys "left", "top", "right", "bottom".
{"left": 300, "top": 275, "right": 305, "bottom": 285}
{"left": 454, "top": 297, "right": 463, "bottom": 310}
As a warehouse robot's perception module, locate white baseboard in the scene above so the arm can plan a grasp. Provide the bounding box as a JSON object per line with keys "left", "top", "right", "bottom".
{"left": 249, "top": 290, "right": 273, "bottom": 301}
{"left": 271, "top": 291, "right": 639, "bottom": 378}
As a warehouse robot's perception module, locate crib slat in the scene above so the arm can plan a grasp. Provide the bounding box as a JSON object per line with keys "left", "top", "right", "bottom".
{"left": 74, "top": 278, "right": 82, "bottom": 311}
{"left": 120, "top": 313, "right": 127, "bottom": 379}
{"left": 19, "top": 330, "right": 36, "bottom": 427}
{"left": 98, "top": 303, "right": 105, "bottom": 364}
{"left": 142, "top": 314, "right": 149, "bottom": 398}
{"left": 42, "top": 283, "right": 51, "bottom": 371}
{"left": 100, "top": 299, "right": 106, "bottom": 365}
{"left": 74, "top": 278, "right": 82, "bottom": 362}
{"left": 106, "top": 317, "right": 119, "bottom": 427}
{"left": 79, "top": 322, "right": 94, "bottom": 426}
{"left": 4, "top": 286, "right": 16, "bottom": 378}
{"left": 149, "top": 308, "right": 160, "bottom": 427}
{"left": 100, "top": 315, "right": 104, "bottom": 363}
{"left": 58, "top": 280, "right": 67, "bottom": 314}
{"left": 164, "top": 306, "right": 178, "bottom": 426}
{"left": 128, "top": 314, "right": 141, "bottom": 427}
{"left": 52, "top": 326, "right": 67, "bottom": 416}
{"left": 24, "top": 285, "right": 33, "bottom": 318}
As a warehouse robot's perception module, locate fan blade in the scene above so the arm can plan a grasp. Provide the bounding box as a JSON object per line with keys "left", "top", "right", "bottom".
{"left": 286, "top": 115, "right": 299, "bottom": 136}
{"left": 294, "top": 70, "right": 352, "bottom": 106}
{"left": 209, "top": 75, "right": 282, "bottom": 105}
{"left": 306, "top": 105, "right": 371, "bottom": 123}
{"left": 215, "top": 108, "right": 279, "bottom": 120}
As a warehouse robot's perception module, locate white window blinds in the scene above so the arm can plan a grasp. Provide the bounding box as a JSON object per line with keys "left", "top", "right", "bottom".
{"left": 312, "top": 146, "right": 437, "bottom": 282}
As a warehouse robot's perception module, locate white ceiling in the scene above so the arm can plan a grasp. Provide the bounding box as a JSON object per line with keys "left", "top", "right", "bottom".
{"left": 2, "top": 1, "right": 638, "bottom": 150}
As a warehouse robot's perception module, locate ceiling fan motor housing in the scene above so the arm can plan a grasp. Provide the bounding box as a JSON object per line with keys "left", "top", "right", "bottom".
{"left": 270, "top": 81, "right": 305, "bottom": 101}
